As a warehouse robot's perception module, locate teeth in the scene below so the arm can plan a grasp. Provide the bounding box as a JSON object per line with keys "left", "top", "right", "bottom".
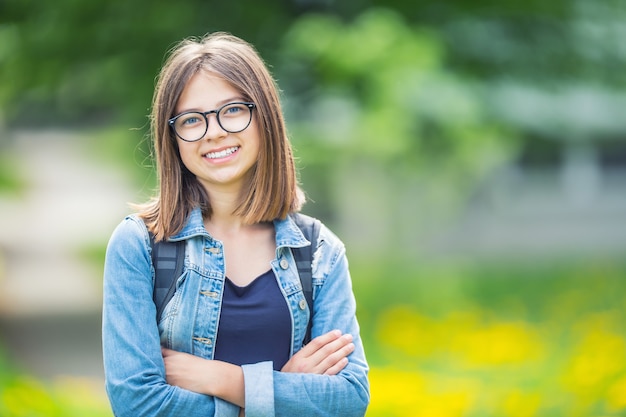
{"left": 205, "top": 146, "right": 239, "bottom": 159}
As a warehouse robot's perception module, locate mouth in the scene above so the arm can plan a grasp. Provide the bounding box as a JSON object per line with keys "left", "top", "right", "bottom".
{"left": 203, "top": 146, "right": 240, "bottom": 160}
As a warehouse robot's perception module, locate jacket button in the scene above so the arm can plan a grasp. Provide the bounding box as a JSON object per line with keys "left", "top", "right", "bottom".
{"left": 279, "top": 259, "right": 289, "bottom": 270}
{"left": 299, "top": 300, "right": 307, "bottom": 310}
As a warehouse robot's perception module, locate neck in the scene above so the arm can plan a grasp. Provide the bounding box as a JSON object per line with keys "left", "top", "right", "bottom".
{"left": 203, "top": 184, "right": 257, "bottom": 238}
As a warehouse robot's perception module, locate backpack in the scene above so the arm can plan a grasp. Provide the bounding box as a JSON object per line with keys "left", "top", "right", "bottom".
{"left": 150, "top": 213, "right": 321, "bottom": 344}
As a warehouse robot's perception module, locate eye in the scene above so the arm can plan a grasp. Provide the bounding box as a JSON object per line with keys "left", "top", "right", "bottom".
{"left": 179, "top": 113, "right": 203, "bottom": 127}
{"left": 222, "top": 104, "right": 246, "bottom": 116}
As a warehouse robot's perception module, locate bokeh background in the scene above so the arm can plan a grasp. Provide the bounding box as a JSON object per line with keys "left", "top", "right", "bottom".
{"left": 1, "top": 0, "right": 626, "bottom": 416}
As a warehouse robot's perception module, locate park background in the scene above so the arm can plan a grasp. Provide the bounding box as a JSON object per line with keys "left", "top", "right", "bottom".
{"left": 1, "top": 0, "right": 626, "bottom": 415}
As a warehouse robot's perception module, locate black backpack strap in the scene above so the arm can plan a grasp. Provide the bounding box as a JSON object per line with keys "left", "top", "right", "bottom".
{"left": 291, "top": 213, "right": 321, "bottom": 345}
{"left": 150, "top": 234, "right": 186, "bottom": 321}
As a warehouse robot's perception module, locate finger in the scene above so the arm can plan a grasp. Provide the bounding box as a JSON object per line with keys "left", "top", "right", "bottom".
{"left": 301, "top": 329, "right": 343, "bottom": 356}
{"left": 308, "top": 333, "right": 353, "bottom": 365}
{"left": 321, "top": 341, "right": 354, "bottom": 372}
{"left": 306, "top": 335, "right": 353, "bottom": 373}
{"left": 323, "top": 357, "right": 349, "bottom": 376}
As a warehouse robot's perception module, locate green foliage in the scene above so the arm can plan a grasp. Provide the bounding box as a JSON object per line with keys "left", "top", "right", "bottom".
{"left": 2, "top": 0, "right": 624, "bottom": 136}
{"left": 278, "top": 9, "right": 518, "bottom": 228}
{"left": 0, "top": 347, "right": 112, "bottom": 417}
{"left": 0, "top": 0, "right": 301, "bottom": 126}
{"left": 0, "top": 152, "right": 27, "bottom": 195}
{"left": 281, "top": 9, "right": 515, "bottom": 160}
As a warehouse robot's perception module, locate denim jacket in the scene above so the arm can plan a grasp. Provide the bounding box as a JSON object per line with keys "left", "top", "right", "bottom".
{"left": 102, "top": 208, "right": 369, "bottom": 416}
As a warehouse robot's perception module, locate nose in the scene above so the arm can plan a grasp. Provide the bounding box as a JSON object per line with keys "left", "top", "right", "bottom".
{"left": 203, "top": 112, "right": 227, "bottom": 140}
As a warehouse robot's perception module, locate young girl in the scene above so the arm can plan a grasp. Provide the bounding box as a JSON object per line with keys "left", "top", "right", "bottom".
{"left": 102, "top": 32, "right": 369, "bottom": 416}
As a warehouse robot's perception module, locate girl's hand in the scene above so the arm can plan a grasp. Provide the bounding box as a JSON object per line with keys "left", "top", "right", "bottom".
{"left": 281, "top": 330, "right": 355, "bottom": 375}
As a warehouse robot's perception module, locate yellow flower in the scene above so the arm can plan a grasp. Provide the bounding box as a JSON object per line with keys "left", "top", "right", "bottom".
{"left": 501, "top": 390, "right": 542, "bottom": 417}
{"left": 605, "top": 374, "right": 626, "bottom": 412}
{"left": 561, "top": 329, "right": 626, "bottom": 394}
{"left": 367, "top": 367, "right": 477, "bottom": 417}
{"left": 367, "top": 367, "right": 427, "bottom": 416}
{"left": 448, "top": 319, "right": 545, "bottom": 367}
{"left": 376, "top": 305, "right": 441, "bottom": 357}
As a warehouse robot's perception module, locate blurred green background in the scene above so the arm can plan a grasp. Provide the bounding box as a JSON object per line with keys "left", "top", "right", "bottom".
{"left": 1, "top": 0, "right": 625, "bottom": 416}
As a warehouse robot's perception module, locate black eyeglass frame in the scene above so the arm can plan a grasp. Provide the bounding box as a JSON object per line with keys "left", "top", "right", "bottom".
{"left": 167, "top": 102, "right": 256, "bottom": 142}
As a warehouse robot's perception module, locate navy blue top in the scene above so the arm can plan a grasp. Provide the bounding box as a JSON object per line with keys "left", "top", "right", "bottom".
{"left": 214, "top": 269, "right": 292, "bottom": 371}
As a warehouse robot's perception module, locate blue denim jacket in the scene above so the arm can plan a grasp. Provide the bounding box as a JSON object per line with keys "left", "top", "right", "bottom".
{"left": 102, "top": 208, "right": 369, "bottom": 416}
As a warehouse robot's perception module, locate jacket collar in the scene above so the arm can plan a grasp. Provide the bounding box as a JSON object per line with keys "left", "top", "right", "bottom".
{"left": 169, "top": 207, "right": 310, "bottom": 249}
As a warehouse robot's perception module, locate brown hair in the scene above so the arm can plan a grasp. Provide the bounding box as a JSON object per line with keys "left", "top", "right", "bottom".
{"left": 137, "top": 32, "right": 304, "bottom": 240}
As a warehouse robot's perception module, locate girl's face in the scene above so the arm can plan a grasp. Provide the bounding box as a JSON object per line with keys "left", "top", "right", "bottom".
{"left": 173, "top": 71, "right": 261, "bottom": 195}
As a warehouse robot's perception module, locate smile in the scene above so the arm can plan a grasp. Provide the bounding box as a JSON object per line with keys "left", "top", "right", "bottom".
{"left": 204, "top": 146, "right": 240, "bottom": 159}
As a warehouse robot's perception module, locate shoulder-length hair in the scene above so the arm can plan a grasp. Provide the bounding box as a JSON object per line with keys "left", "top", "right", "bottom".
{"left": 137, "top": 32, "right": 304, "bottom": 240}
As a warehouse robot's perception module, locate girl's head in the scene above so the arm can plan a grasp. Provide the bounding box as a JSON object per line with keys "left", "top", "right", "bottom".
{"left": 146, "top": 32, "right": 303, "bottom": 239}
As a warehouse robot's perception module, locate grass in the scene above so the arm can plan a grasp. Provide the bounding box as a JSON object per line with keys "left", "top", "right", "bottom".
{"left": 352, "top": 255, "right": 626, "bottom": 417}
{"left": 0, "top": 345, "right": 111, "bottom": 417}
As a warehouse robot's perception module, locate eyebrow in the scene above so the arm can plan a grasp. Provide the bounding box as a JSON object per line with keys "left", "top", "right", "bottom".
{"left": 175, "top": 96, "right": 247, "bottom": 115}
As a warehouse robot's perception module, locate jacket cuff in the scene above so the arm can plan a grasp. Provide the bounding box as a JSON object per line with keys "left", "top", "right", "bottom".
{"left": 242, "top": 361, "right": 275, "bottom": 417}
{"left": 215, "top": 398, "right": 240, "bottom": 417}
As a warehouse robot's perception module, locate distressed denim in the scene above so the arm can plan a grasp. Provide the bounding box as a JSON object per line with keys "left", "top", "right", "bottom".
{"left": 102, "top": 208, "right": 369, "bottom": 416}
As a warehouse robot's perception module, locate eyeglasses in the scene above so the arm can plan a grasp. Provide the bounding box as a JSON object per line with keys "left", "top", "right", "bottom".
{"left": 168, "top": 102, "right": 256, "bottom": 142}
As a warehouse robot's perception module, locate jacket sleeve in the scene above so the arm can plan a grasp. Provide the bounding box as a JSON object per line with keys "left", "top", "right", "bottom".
{"left": 242, "top": 227, "right": 370, "bottom": 417}
{"left": 102, "top": 216, "right": 239, "bottom": 417}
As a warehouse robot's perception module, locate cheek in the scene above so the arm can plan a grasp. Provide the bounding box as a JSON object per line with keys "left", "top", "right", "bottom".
{"left": 248, "top": 128, "right": 263, "bottom": 156}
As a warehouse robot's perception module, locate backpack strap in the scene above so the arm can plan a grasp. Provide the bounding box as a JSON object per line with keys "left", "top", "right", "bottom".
{"left": 291, "top": 213, "right": 321, "bottom": 345}
{"left": 150, "top": 234, "right": 185, "bottom": 321}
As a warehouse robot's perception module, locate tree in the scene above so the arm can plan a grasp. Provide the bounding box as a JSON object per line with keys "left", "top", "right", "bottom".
{"left": 276, "top": 9, "right": 517, "bottom": 254}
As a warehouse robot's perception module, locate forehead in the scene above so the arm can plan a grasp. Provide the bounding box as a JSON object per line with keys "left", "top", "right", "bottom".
{"left": 175, "top": 71, "right": 242, "bottom": 113}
